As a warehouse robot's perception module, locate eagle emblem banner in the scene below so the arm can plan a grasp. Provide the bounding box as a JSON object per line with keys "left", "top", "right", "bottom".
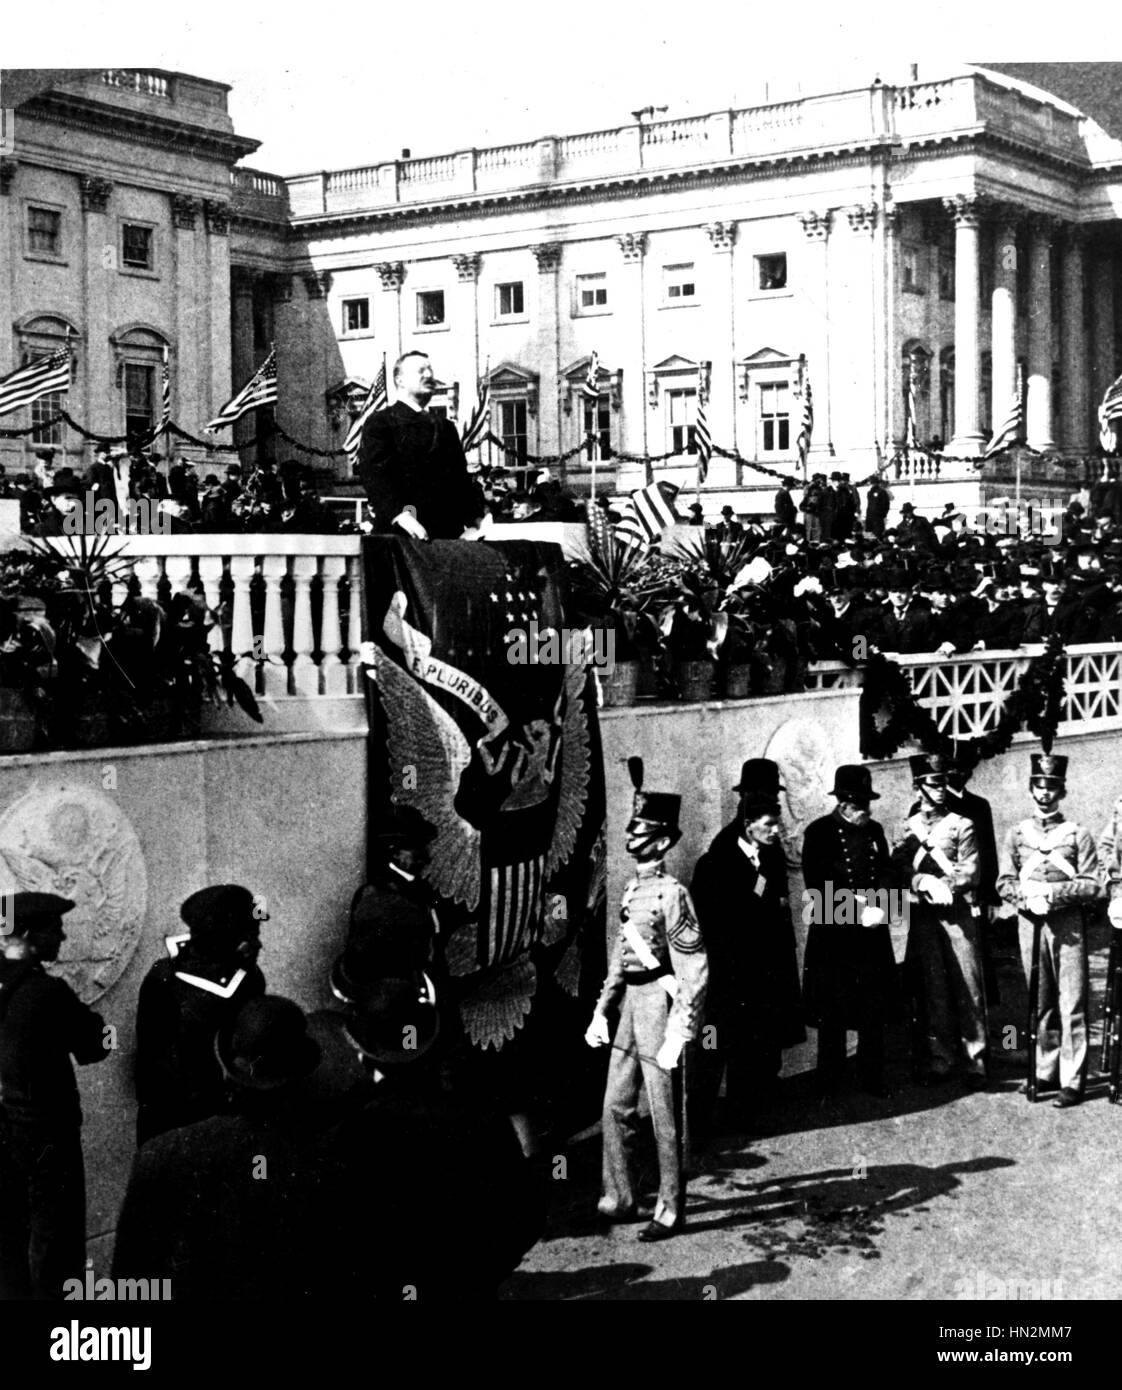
{"left": 362, "top": 537, "right": 606, "bottom": 1062}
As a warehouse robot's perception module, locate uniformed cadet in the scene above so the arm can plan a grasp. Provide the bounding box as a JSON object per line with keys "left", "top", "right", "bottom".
{"left": 996, "top": 754, "right": 1104, "bottom": 1107}
{"left": 134, "top": 884, "right": 268, "bottom": 1145}
{"left": 0, "top": 893, "right": 112, "bottom": 1300}
{"left": 1095, "top": 791, "right": 1122, "bottom": 933}
{"left": 585, "top": 758, "right": 708, "bottom": 1241}
{"left": 892, "top": 753, "right": 987, "bottom": 1087}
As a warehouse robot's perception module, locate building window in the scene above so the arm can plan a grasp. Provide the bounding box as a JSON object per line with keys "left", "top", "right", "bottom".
{"left": 498, "top": 399, "right": 528, "bottom": 465}
{"left": 939, "top": 349, "right": 955, "bottom": 444}
{"left": 121, "top": 223, "right": 154, "bottom": 271}
{"left": 495, "top": 282, "right": 525, "bottom": 318}
{"left": 759, "top": 380, "right": 791, "bottom": 453}
{"left": 27, "top": 206, "right": 61, "bottom": 257}
{"left": 583, "top": 395, "right": 613, "bottom": 461}
{"left": 575, "top": 273, "right": 609, "bottom": 314}
{"left": 756, "top": 253, "right": 787, "bottom": 291}
{"left": 29, "top": 354, "right": 64, "bottom": 445}
{"left": 902, "top": 245, "right": 925, "bottom": 294}
{"left": 124, "top": 362, "right": 155, "bottom": 440}
{"left": 938, "top": 246, "right": 955, "bottom": 301}
{"left": 343, "top": 298, "right": 370, "bottom": 334}
{"left": 666, "top": 388, "right": 698, "bottom": 455}
{"left": 416, "top": 290, "right": 446, "bottom": 327}
{"left": 663, "top": 264, "right": 696, "bottom": 304}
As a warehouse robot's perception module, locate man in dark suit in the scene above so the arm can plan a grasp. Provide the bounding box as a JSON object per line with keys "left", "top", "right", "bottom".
{"left": 358, "top": 351, "right": 484, "bottom": 540}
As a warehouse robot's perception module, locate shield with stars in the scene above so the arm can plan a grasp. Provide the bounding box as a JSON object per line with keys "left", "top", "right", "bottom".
{"left": 362, "top": 537, "right": 606, "bottom": 1058}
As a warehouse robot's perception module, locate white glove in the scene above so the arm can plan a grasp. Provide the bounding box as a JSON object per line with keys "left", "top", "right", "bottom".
{"left": 584, "top": 1013, "right": 610, "bottom": 1048}
{"left": 1024, "top": 889, "right": 1051, "bottom": 917}
{"left": 859, "top": 904, "right": 887, "bottom": 927}
{"left": 656, "top": 1032, "right": 685, "bottom": 1071}
{"left": 359, "top": 640, "right": 378, "bottom": 666}
{"left": 393, "top": 509, "right": 429, "bottom": 540}
{"left": 937, "top": 642, "right": 956, "bottom": 657}
{"left": 915, "top": 873, "right": 953, "bottom": 906}
{"left": 1109, "top": 897, "right": 1122, "bottom": 928}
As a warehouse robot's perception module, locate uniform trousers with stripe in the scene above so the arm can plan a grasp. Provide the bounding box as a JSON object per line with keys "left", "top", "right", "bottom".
{"left": 1018, "top": 907, "right": 1088, "bottom": 1093}
{"left": 908, "top": 903, "right": 988, "bottom": 1075}
{"left": 600, "top": 981, "right": 684, "bottom": 1228}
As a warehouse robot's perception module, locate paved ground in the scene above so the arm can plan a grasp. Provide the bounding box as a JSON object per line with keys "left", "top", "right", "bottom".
{"left": 501, "top": 922, "right": 1122, "bottom": 1301}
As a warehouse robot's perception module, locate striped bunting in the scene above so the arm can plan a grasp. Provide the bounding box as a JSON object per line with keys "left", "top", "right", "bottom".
{"left": 344, "top": 360, "right": 388, "bottom": 459}
{"left": 206, "top": 347, "right": 277, "bottom": 429}
{"left": 0, "top": 348, "right": 70, "bottom": 419}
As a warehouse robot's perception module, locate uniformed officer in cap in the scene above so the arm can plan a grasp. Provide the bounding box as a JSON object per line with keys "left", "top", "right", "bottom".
{"left": 891, "top": 754, "right": 987, "bottom": 1086}
{"left": 0, "top": 892, "right": 112, "bottom": 1299}
{"left": 134, "top": 884, "right": 268, "bottom": 1144}
{"left": 996, "top": 755, "right": 1104, "bottom": 1106}
{"left": 585, "top": 759, "right": 708, "bottom": 1240}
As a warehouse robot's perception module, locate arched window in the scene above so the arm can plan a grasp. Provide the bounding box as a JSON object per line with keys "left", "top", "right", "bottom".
{"left": 902, "top": 342, "right": 931, "bottom": 445}
{"left": 939, "top": 347, "right": 955, "bottom": 446}
{"left": 110, "top": 324, "right": 170, "bottom": 443}
{"left": 13, "top": 314, "right": 81, "bottom": 449}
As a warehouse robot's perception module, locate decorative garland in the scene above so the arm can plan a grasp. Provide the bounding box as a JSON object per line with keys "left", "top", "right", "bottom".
{"left": 858, "top": 632, "right": 1068, "bottom": 768}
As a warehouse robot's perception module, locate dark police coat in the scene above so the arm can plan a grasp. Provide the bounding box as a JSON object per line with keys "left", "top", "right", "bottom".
{"left": 358, "top": 401, "right": 484, "bottom": 540}
{"left": 801, "top": 810, "right": 897, "bottom": 1029}
{"left": 690, "top": 824, "right": 805, "bottom": 1049}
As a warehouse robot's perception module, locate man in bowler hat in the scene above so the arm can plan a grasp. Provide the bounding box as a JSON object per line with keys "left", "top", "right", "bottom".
{"left": 0, "top": 893, "right": 112, "bottom": 1299}
{"left": 801, "top": 766, "right": 897, "bottom": 1098}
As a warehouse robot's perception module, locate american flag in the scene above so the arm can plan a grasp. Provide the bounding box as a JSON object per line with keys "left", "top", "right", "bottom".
{"left": 983, "top": 394, "right": 1024, "bottom": 459}
{"left": 1098, "top": 370, "right": 1122, "bottom": 453}
{"left": 796, "top": 372, "right": 814, "bottom": 469}
{"left": 581, "top": 351, "right": 601, "bottom": 401}
{"left": 615, "top": 480, "right": 680, "bottom": 548}
{"left": 344, "top": 360, "right": 388, "bottom": 460}
{"left": 695, "top": 364, "right": 712, "bottom": 485}
{"left": 0, "top": 347, "right": 71, "bottom": 419}
{"left": 460, "top": 367, "right": 491, "bottom": 452}
{"left": 145, "top": 346, "right": 171, "bottom": 446}
{"left": 904, "top": 361, "right": 920, "bottom": 451}
{"left": 206, "top": 347, "right": 278, "bottom": 430}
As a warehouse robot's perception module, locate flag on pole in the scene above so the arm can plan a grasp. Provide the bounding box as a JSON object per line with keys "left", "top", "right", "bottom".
{"left": 460, "top": 367, "right": 491, "bottom": 452}
{"left": 144, "top": 345, "right": 171, "bottom": 446}
{"left": 581, "top": 351, "right": 600, "bottom": 401}
{"left": 0, "top": 347, "right": 71, "bottom": 419}
{"left": 1098, "top": 370, "right": 1122, "bottom": 453}
{"left": 983, "top": 394, "right": 1024, "bottom": 458}
{"left": 796, "top": 371, "right": 814, "bottom": 470}
{"left": 344, "top": 360, "right": 388, "bottom": 460}
{"left": 695, "top": 364, "right": 712, "bottom": 486}
{"left": 904, "top": 362, "right": 920, "bottom": 451}
{"left": 619, "top": 480, "right": 680, "bottom": 545}
{"left": 206, "top": 347, "right": 278, "bottom": 430}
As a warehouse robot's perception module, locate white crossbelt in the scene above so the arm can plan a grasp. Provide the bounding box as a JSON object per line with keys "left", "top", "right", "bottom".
{"left": 1019, "top": 848, "right": 1076, "bottom": 882}
{"left": 908, "top": 816, "right": 957, "bottom": 878}
{"left": 621, "top": 917, "right": 678, "bottom": 999}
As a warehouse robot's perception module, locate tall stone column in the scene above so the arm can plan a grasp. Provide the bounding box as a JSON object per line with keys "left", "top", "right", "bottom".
{"left": 451, "top": 253, "right": 481, "bottom": 435}
{"left": 1026, "top": 216, "right": 1057, "bottom": 452}
{"left": 529, "top": 243, "right": 560, "bottom": 458}
{"left": 171, "top": 195, "right": 200, "bottom": 437}
{"left": 376, "top": 262, "right": 405, "bottom": 367}
{"left": 80, "top": 176, "right": 114, "bottom": 438}
{"left": 703, "top": 221, "right": 737, "bottom": 487}
{"left": 842, "top": 204, "right": 878, "bottom": 466}
{"left": 798, "top": 210, "right": 833, "bottom": 460}
{"left": 1091, "top": 247, "right": 1116, "bottom": 443}
{"left": 203, "top": 199, "right": 232, "bottom": 436}
{"left": 990, "top": 211, "right": 1019, "bottom": 436}
{"left": 1059, "top": 226, "right": 1089, "bottom": 451}
{"left": 943, "top": 195, "right": 984, "bottom": 456}
{"left": 616, "top": 231, "right": 647, "bottom": 490}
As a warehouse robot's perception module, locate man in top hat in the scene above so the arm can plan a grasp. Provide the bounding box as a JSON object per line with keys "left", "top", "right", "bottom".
{"left": 0, "top": 892, "right": 113, "bottom": 1299}
{"left": 801, "top": 766, "right": 897, "bottom": 1098}
{"left": 715, "top": 504, "right": 744, "bottom": 544}
{"left": 865, "top": 477, "right": 890, "bottom": 538}
{"left": 896, "top": 503, "right": 937, "bottom": 554}
{"left": 831, "top": 471, "right": 855, "bottom": 541}
{"left": 133, "top": 884, "right": 268, "bottom": 1145}
{"left": 690, "top": 759, "right": 804, "bottom": 1134}
{"left": 891, "top": 754, "right": 986, "bottom": 1086}
{"left": 585, "top": 759, "right": 708, "bottom": 1240}
{"left": 871, "top": 571, "right": 938, "bottom": 655}
{"left": 774, "top": 477, "right": 798, "bottom": 531}
{"left": 996, "top": 754, "right": 1104, "bottom": 1106}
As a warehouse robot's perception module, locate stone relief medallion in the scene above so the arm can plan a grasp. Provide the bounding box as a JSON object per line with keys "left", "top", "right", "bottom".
{"left": 764, "top": 719, "right": 836, "bottom": 866}
{"left": 0, "top": 784, "right": 147, "bottom": 1004}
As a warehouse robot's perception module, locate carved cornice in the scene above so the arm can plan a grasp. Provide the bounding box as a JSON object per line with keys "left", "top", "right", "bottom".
{"left": 203, "top": 199, "right": 230, "bottom": 235}
{"left": 451, "top": 253, "right": 481, "bottom": 282}
{"left": 170, "top": 194, "right": 200, "bottom": 230}
{"left": 846, "top": 203, "right": 878, "bottom": 234}
{"left": 942, "top": 194, "right": 987, "bottom": 229}
{"left": 375, "top": 261, "right": 405, "bottom": 290}
{"left": 303, "top": 271, "right": 332, "bottom": 299}
{"left": 616, "top": 232, "right": 647, "bottom": 263}
{"left": 532, "top": 242, "right": 562, "bottom": 272}
{"left": 798, "top": 209, "right": 833, "bottom": 241}
{"left": 705, "top": 221, "right": 736, "bottom": 252}
{"left": 79, "top": 175, "right": 112, "bottom": 213}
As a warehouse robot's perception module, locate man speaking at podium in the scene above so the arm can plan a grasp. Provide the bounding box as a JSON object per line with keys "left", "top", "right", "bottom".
{"left": 358, "top": 351, "right": 485, "bottom": 541}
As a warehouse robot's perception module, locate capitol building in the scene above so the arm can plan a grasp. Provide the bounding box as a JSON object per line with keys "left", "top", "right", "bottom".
{"left": 6, "top": 63, "right": 1122, "bottom": 507}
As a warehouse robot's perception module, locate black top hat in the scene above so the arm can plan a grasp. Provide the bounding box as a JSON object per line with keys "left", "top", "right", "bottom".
{"left": 1029, "top": 753, "right": 1067, "bottom": 785}
{"left": 900, "top": 502, "right": 916, "bottom": 513}
{"left": 909, "top": 752, "right": 952, "bottom": 782}
{"left": 626, "top": 757, "right": 681, "bottom": 832}
{"left": 830, "top": 764, "right": 880, "bottom": 801}
{"left": 721, "top": 505, "right": 735, "bottom": 516}
{"left": 5, "top": 891, "right": 75, "bottom": 936}
{"left": 49, "top": 469, "right": 82, "bottom": 498}
{"left": 180, "top": 884, "right": 267, "bottom": 944}
{"left": 215, "top": 995, "right": 321, "bottom": 1091}
{"left": 733, "top": 758, "right": 785, "bottom": 795}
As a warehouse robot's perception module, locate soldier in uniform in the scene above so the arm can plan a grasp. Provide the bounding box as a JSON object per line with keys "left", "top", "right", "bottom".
{"left": 585, "top": 759, "right": 708, "bottom": 1241}
{"left": 996, "top": 754, "right": 1104, "bottom": 1107}
{"left": 801, "top": 765, "right": 897, "bottom": 1098}
{"left": 134, "top": 884, "right": 268, "bottom": 1145}
{"left": 891, "top": 754, "right": 987, "bottom": 1086}
{"left": 0, "top": 893, "right": 112, "bottom": 1300}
